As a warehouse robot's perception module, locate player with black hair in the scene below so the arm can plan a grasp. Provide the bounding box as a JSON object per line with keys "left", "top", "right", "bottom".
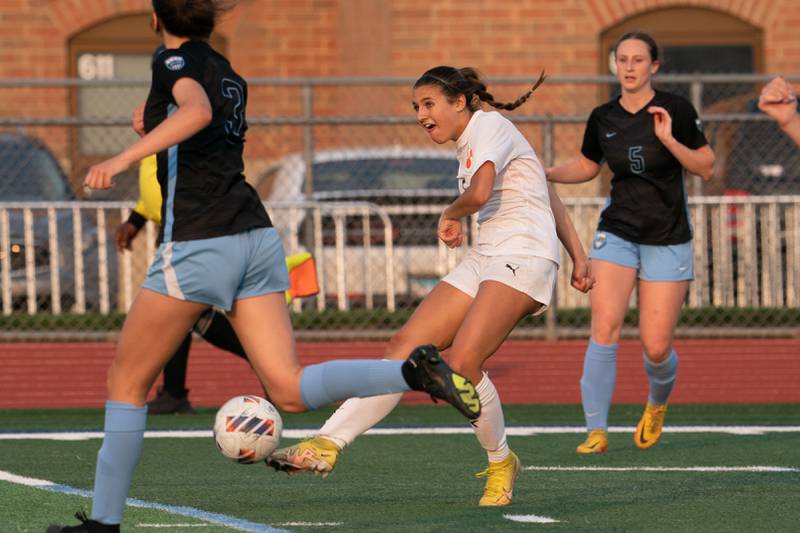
{"left": 48, "top": 3, "right": 480, "bottom": 531}
{"left": 269, "top": 66, "right": 593, "bottom": 507}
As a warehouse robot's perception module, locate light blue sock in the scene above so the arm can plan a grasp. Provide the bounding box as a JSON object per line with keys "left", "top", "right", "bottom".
{"left": 299, "top": 360, "right": 410, "bottom": 410}
{"left": 644, "top": 350, "right": 679, "bottom": 405}
{"left": 90, "top": 400, "right": 147, "bottom": 525}
{"left": 580, "top": 339, "right": 617, "bottom": 430}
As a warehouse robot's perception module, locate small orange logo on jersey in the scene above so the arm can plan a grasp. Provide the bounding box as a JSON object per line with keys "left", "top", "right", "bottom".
{"left": 466, "top": 147, "right": 473, "bottom": 169}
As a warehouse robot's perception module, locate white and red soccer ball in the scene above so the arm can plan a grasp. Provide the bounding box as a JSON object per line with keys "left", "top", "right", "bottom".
{"left": 213, "top": 395, "right": 283, "bottom": 463}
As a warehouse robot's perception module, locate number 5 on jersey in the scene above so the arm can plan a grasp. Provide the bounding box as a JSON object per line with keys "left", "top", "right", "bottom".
{"left": 628, "top": 145, "right": 645, "bottom": 174}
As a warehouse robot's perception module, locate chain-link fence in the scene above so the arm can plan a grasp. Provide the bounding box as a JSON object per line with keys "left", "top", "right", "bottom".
{"left": 0, "top": 74, "right": 798, "bottom": 339}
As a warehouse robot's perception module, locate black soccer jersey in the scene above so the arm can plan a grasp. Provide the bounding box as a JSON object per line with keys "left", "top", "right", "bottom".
{"left": 581, "top": 90, "right": 708, "bottom": 245}
{"left": 143, "top": 40, "right": 270, "bottom": 243}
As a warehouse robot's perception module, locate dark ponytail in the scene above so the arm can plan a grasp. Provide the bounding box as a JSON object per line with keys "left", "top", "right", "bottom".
{"left": 152, "top": 0, "right": 238, "bottom": 39}
{"left": 414, "top": 66, "right": 546, "bottom": 112}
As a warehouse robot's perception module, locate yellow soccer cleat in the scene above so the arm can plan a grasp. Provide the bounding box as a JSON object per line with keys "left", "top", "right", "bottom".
{"left": 576, "top": 429, "right": 609, "bottom": 454}
{"left": 475, "top": 451, "right": 521, "bottom": 507}
{"left": 266, "top": 436, "right": 341, "bottom": 477}
{"left": 634, "top": 402, "right": 668, "bottom": 449}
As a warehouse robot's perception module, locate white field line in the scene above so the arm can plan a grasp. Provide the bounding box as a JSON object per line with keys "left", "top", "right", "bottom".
{"left": 504, "top": 514, "right": 560, "bottom": 524}
{"left": 136, "top": 525, "right": 209, "bottom": 529}
{"left": 0, "top": 470, "right": 293, "bottom": 533}
{"left": 524, "top": 466, "right": 800, "bottom": 473}
{"left": 1, "top": 425, "right": 799, "bottom": 441}
{"left": 273, "top": 523, "right": 342, "bottom": 527}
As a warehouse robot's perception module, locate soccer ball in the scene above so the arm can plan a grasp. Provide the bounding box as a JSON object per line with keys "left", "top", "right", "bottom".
{"left": 213, "top": 395, "right": 282, "bottom": 464}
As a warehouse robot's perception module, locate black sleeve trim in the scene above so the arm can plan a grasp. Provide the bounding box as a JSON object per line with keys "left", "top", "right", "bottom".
{"left": 127, "top": 211, "right": 147, "bottom": 230}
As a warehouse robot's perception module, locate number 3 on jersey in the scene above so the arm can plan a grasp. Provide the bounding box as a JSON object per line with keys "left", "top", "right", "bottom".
{"left": 221, "top": 77, "right": 245, "bottom": 141}
{"left": 628, "top": 146, "right": 645, "bottom": 174}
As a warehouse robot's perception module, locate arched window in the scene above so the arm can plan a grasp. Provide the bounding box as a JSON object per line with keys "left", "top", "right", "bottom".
{"left": 68, "top": 14, "right": 226, "bottom": 198}
{"left": 601, "top": 7, "right": 762, "bottom": 109}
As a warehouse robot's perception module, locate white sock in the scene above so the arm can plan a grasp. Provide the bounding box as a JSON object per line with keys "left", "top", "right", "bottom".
{"left": 317, "top": 393, "right": 404, "bottom": 449}
{"left": 472, "top": 372, "right": 509, "bottom": 463}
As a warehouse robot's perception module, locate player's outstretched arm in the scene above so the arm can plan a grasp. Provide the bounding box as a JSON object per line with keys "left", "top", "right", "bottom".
{"left": 84, "top": 78, "right": 213, "bottom": 190}
{"left": 546, "top": 155, "right": 600, "bottom": 184}
{"left": 759, "top": 76, "right": 800, "bottom": 146}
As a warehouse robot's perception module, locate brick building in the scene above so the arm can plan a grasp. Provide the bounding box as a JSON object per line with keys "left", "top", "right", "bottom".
{"left": 3, "top": 1, "right": 797, "bottom": 79}
{"left": 1, "top": 0, "right": 799, "bottom": 193}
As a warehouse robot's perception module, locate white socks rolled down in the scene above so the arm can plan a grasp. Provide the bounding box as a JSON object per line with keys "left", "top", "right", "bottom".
{"left": 472, "top": 372, "right": 510, "bottom": 463}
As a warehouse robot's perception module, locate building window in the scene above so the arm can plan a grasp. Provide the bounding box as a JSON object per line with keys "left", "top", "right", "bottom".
{"left": 69, "top": 14, "right": 225, "bottom": 198}
{"left": 601, "top": 7, "right": 762, "bottom": 109}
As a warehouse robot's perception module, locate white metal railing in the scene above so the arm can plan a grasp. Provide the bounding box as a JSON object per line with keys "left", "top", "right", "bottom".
{"left": 0, "top": 200, "right": 397, "bottom": 315}
{"left": 0, "top": 201, "right": 118, "bottom": 316}
{"left": 558, "top": 195, "right": 800, "bottom": 310}
{"left": 0, "top": 196, "right": 797, "bottom": 316}
{"left": 267, "top": 201, "right": 396, "bottom": 312}
{"left": 380, "top": 196, "right": 800, "bottom": 310}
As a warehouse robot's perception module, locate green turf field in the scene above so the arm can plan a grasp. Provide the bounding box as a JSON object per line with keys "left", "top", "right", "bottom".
{"left": 2, "top": 404, "right": 799, "bottom": 532}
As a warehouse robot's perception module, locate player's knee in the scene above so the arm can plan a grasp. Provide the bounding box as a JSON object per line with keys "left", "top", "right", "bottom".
{"left": 268, "top": 388, "right": 306, "bottom": 413}
{"left": 447, "top": 353, "right": 482, "bottom": 382}
{"left": 643, "top": 342, "right": 671, "bottom": 363}
{"left": 384, "top": 329, "right": 419, "bottom": 360}
{"left": 592, "top": 321, "right": 623, "bottom": 345}
{"left": 106, "top": 363, "right": 147, "bottom": 401}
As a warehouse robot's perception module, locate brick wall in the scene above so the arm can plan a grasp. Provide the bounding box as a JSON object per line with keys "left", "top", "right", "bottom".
{"left": 1, "top": 0, "right": 798, "bottom": 188}
{"left": 1, "top": 1, "right": 799, "bottom": 102}
{"left": 1, "top": 339, "right": 798, "bottom": 408}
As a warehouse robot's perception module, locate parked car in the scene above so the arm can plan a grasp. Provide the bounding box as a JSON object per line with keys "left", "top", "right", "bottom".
{"left": 722, "top": 97, "right": 800, "bottom": 196}
{"left": 257, "top": 147, "right": 459, "bottom": 246}
{"left": 255, "top": 148, "right": 460, "bottom": 303}
{"left": 0, "top": 133, "right": 117, "bottom": 312}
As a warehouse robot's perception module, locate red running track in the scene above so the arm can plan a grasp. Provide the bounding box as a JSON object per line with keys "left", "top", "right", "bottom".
{"left": 1, "top": 339, "right": 798, "bottom": 408}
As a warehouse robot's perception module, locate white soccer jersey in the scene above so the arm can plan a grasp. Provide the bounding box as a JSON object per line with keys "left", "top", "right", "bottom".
{"left": 455, "top": 110, "right": 560, "bottom": 264}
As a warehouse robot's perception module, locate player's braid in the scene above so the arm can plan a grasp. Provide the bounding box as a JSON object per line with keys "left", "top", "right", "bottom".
{"left": 414, "top": 66, "right": 546, "bottom": 113}
{"left": 468, "top": 69, "right": 547, "bottom": 111}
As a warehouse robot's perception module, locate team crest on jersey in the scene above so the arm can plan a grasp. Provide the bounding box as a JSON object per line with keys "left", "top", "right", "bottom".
{"left": 593, "top": 232, "right": 607, "bottom": 249}
{"left": 164, "top": 55, "right": 186, "bottom": 71}
{"left": 465, "top": 147, "right": 473, "bottom": 169}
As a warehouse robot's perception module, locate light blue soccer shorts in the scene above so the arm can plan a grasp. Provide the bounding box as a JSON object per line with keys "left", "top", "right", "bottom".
{"left": 142, "top": 227, "right": 290, "bottom": 311}
{"left": 589, "top": 230, "right": 694, "bottom": 282}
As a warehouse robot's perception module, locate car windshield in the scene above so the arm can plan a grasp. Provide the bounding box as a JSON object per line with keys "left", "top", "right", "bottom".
{"left": 0, "top": 138, "right": 74, "bottom": 201}
{"left": 312, "top": 157, "right": 457, "bottom": 192}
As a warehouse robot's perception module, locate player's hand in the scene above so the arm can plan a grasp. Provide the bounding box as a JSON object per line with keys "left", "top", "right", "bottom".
{"left": 570, "top": 256, "right": 594, "bottom": 293}
{"left": 115, "top": 221, "right": 139, "bottom": 252}
{"left": 83, "top": 155, "right": 131, "bottom": 190}
{"left": 758, "top": 76, "right": 798, "bottom": 127}
{"left": 648, "top": 105, "right": 674, "bottom": 145}
{"left": 437, "top": 211, "right": 463, "bottom": 248}
{"left": 132, "top": 102, "right": 146, "bottom": 137}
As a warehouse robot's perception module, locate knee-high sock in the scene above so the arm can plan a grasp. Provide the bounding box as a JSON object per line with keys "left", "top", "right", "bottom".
{"left": 196, "top": 309, "right": 246, "bottom": 359}
{"left": 299, "top": 360, "right": 410, "bottom": 410}
{"left": 162, "top": 333, "right": 192, "bottom": 398}
{"left": 644, "top": 350, "right": 679, "bottom": 405}
{"left": 317, "top": 393, "right": 404, "bottom": 449}
{"left": 580, "top": 339, "right": 617, "bottom": 431}
{"left": 472, "top": 372, "right": 509, "bottom": 463}
{"left": 90, "top": 401, "right": 147, "bottom": 525}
